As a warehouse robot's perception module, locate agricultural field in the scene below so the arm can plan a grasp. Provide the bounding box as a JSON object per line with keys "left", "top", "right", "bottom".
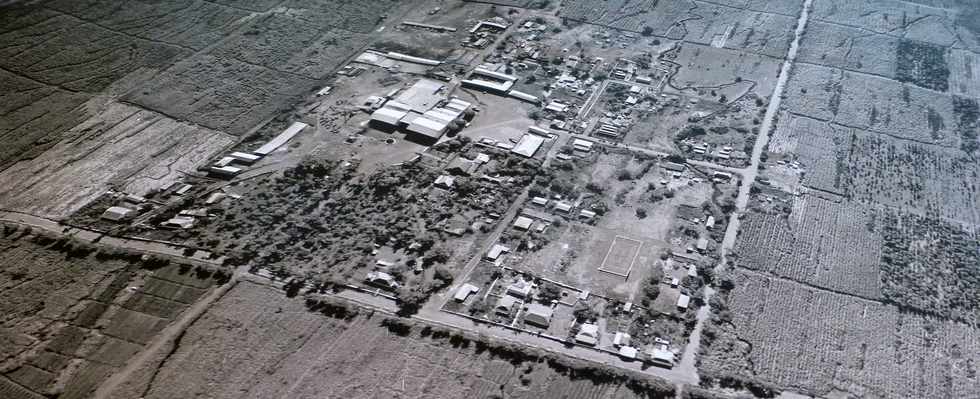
{"left": 124, "top": 54, "right": 318, "bottom": 136}
{"left": 0, "top": 69, "right": 90, "bottom": 169}
{"left": 796, "top": 21, "right": 899, "bottom": 77}
{"left": 560, "top": 0, "right": 797, "bottom": 58}
{"left": 0, "top": 103, "right": 235, "bottom": 219}
{"left": 209, "top": 13, "right": 369, "bottom": 79}
{"left": 767, "top": 113, "right": 979, "bottom": 223}
{"left": 0, "top": 8, "right": 188, "bottom": 93}
{"left": 734, "top": 193, "right": 883, "bottom": 300}
{"left": 0, "top": 224, "right": 223, "bottom": 399}
{"left": 44, "top": 0, "right": 250, "bottom": 50}
{"left": 701, "top": 268, "right": 980, "bottom": 399}
{"left": 782, "top": 63, "right": 962, "bottom": 147}
{"left": 120, "top": 281, "right": 674, "bottom": 399}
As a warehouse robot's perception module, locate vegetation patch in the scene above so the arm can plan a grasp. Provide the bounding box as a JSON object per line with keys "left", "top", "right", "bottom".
{"left": 895, "top": 39, "right": 949, "bottom": 92}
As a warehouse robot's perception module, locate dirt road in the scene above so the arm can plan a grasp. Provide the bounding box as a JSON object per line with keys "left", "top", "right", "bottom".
{"left": 675, "top": 0, "right": 814, "bottom": 381}
{"left": 0, "top": 210, "right": 221, "bottom": 264}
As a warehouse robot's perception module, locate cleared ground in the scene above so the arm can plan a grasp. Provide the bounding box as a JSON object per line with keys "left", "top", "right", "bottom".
{"left": 598, "top": 236, "right": 644, "bottom": 277}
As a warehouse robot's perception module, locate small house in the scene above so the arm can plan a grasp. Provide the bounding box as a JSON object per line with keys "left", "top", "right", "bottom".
{"left": 696, "top": 237, "right": 708, "bottom": 253}
{"left": 434, "top": 175, "right": 455, "bottom": 189}
{"left": 649, "top": 346, "right": 675, "bottom": 367}
{"left": 618, "top": 346, "right": 638, "bottom": 360}
{"left": 447, "top": 158, "right": 479, "bottom": 176}
{"left": 506, "top": 280, "right": 533, "bottom": 298}
{"left": 575, "top": 323, "right": 600, "bottom": 346}
{"left": 554, "top": 202, "right": 572, "bottom": 213}
{"left": 485, "top": 244, "right": 510, "bottom": 261}
{"left": 513, "top": 216, "right": 534, "bottom": 230}
{"left": 524, "top": 303, "right": 554, "bottom": 327}
{"left": 579, "top": 209, "right": 596, "bottom": 220}
{"left": 705, "top": 216, "right": 716, "bottom": 230}
{"left": 531, "top": 196, "right": 548, "bottom": 206}
{"left": 101, "top": 206, "right": 134, "bottom": 222}
{"left": 613, "top": 332, "right": 631, "bottom": 347}
{"left": 366, "top": 271, "right": 399, "bottom": 288}
{"left": 495, "top": 295, "right": 518, "bottom": 315}
{"left": 454, "top": 283, "right": 480, "bottom": 302}
{"left": 161, "top": 216, "right": 196, "bottom": 229}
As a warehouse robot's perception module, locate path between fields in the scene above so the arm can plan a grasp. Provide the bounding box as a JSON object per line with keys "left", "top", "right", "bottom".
{"left": 675, "top": 0, "right": 814, "bottom": 380}
{"left": 91, "top": 267, "right": 247, "bottom": 399}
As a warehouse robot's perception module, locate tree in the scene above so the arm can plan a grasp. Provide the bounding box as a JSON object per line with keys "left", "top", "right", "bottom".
{"left": 641, "top": 26, "right": 654, "bottom": 36}
{"left": 538, "top": 281, "right": 562, "bottom": 303}
{"left": 635, "top": 208, "right": 648, "bottom": 219}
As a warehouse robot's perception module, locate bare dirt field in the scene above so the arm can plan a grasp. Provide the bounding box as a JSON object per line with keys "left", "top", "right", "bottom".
{"left": 701, "top": 268, "right": 980, "bottom": 399}
{"left": 126, "top": 281, "right": 671, "bottom": 399}
{"left": 0, "top": 103, "right": 235, "bottom": 219}
{"left": 0, "top": 224, "right": 222, "bottom": 399}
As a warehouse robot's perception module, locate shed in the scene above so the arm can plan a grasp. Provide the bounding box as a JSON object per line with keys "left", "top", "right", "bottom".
{"left": 554, "top": 202, "right": 572, "bottom": 213}
{"left": 524, "top": 303, "right": 554, "bottom": 327}
{"left": 579, "top": 209, "right": 596, "bottom": 220}
{"left": 101, "top": 206, "right": 134, "bottom": 222}
{"left": 662, "top": 162, "right": 685, "bottom": 173}
{"left": 705, "top": 216, "right": 716, "bottom": 230}
{"left": 513, "top": 216, "right": 533, "bottom": 230}
{"left": 677, "top": 294, "right": 691, "bottom": 310}
{"left": 454, "top": 283, "right": 480, "bottom": 302}
{"left": 531, "top": 196, "right": 548, "bottom": 206}
{"left": 229, "top": 152, "right": 260, "bottom": 165}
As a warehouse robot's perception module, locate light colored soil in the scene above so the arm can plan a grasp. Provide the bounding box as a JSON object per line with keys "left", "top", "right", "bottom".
{"left": 0, "top": 102, "right": 234, "bottom": 219}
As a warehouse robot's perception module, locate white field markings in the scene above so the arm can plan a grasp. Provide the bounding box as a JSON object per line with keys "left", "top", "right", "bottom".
{"left": 710, "top": 25, "right": 734, "bottom": 48}
{"left": 597, "top": 235, "right": 643, "bottom": 278}
{"left": 948, "top": 48, "right": 980, "bottom": 99}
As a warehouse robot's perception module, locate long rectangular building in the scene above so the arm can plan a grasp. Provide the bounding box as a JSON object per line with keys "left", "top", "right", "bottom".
{"left": 254, "top": 122, "right": 308, "bottom": 156}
